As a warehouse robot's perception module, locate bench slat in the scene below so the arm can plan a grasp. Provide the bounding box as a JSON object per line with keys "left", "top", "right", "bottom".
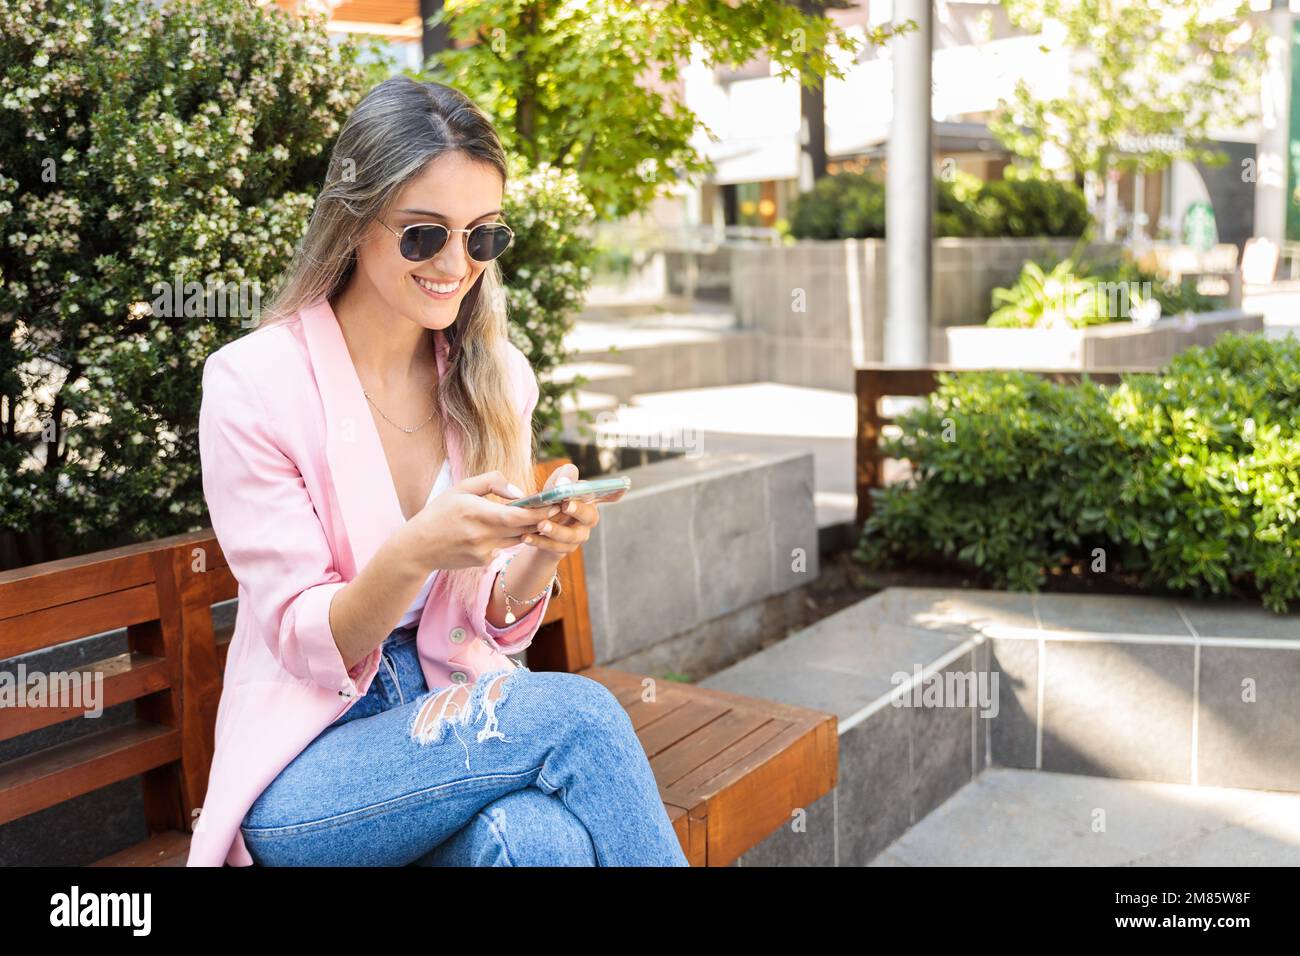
{"left": 649, "top": 707, "right": 775, "bottom": 782}
{"left": 0, "top": 650, "right": 172, "bottom": 742}
{"left": 0, "top": 552, "right": 157, "bottom": 620}
{"left": 633, "top": 697, "right": 736, "bottom": 756}
{"left": 0, "top": 529, "right": 227, "bottom": 616}
{"left": 0, "top": 721, "right": 181, "bottom": 825}
{"left": 0, "top": 584, "right": 160, "bottom": 659}
{"left": 580, "top": 666, "right": 837, "bottom": 865}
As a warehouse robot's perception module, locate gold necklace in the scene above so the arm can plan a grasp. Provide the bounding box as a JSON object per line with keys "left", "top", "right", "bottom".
{"left": 363, "top": 388, "right": 437, "bottom": 434}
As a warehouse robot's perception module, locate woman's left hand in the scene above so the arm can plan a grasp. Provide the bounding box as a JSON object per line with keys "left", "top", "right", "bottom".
{"left": 522, "top": 465, "right": 598, "bottom": 556}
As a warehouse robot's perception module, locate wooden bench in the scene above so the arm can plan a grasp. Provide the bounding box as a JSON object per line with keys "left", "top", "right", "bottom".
{"left": 855, "top": 365, "right": 1137, "bottom": 528}
{"left": 0, "top": 458, "right": 837, "bottom": 867}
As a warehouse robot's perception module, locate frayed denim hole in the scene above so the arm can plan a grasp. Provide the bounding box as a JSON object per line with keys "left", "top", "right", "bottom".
{"left": 474, "top": 666, "right": 524, "bottom": 745}
{"left": 408, "top": 668, "right": 521, "bottom": 772}
{"left": 408, "top": 686, "right": 472, "bottom": 749}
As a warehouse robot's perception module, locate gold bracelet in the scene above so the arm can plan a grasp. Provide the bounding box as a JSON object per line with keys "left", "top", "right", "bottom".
{"left": 498, "top": 553, "right": 558, "bottom": 624}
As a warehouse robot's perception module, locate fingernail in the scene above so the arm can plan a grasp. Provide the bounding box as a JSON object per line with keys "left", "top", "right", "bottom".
{"left": 506, "top": 483, "right": 524, "bottom": 498}
{"left": 539, "top": 522, "right": 551, "bottom": 533}
{"left": 555, "top": 476, "right": 571, "bottom": 485}
{"left": 565, "top": 502, "right": 576, "bottom": 513}
{"left": 523, "top": 536, "right": 533, "bottom": 545}
{"left": 548, "top": 505, "right": 561, "bottom": 516}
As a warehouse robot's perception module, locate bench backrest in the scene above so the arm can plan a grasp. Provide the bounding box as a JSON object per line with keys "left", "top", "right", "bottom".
{"left": 0, "top": 457, "right": 592, "bottom": 848}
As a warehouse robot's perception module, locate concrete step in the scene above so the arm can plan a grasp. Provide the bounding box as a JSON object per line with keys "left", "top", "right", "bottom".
{"left": 711, "top": 587, "right": 1300, "bottom": 866}
{"left": 577, "top": 298, "right": 738, "bottom": 325}
{"left": 555, "top": 388, "right": 621, "bottom": 438}
{"left": 563, "top": 319, "right": 758, "bottom": 395}
{"left": 541, "top": 360, "right": 637, "bottom": 405}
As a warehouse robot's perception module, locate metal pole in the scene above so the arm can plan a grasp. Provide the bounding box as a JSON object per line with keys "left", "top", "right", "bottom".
{"left": 885, "top": 0, "right": 933, "bottom": 365}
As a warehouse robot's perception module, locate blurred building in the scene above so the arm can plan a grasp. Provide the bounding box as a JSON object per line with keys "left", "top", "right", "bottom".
{"left": 273, "top": 0, "right": 426, "bottom": 71}
{"left": 273, "top": 0, "right": 1284, "bottom": 252}
{"left": 679, "top": 0, "right": 1270, "bottom": 250}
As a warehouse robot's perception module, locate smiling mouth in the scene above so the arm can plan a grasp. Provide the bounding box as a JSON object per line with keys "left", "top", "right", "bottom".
{"left": 412, "top": 274, "right": 465, "bottom": 297}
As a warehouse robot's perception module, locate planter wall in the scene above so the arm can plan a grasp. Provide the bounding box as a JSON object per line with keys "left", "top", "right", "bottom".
{"left": 579, "top": 448, "right": 818, "bottom": 666}
{"left": 931, "top": 309, "right": 1265, "bottom": 370}
{"left": 729, "top": 238, "right": 1120, "bottom": 392}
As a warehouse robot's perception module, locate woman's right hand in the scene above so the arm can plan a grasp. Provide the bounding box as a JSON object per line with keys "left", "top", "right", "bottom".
{"left": 403, "top": 470, "right": 559, "bottom": 570}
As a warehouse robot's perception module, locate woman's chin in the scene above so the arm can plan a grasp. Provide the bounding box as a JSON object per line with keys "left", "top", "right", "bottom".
{"left": 403, "top": 289, "right": 457, "bottom": 323}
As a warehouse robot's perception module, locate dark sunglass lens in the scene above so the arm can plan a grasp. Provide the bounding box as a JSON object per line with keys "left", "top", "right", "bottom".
{"left": 466, "top": 224, "right": 512, "bottom": 262}
{"left": 401, "top": 224, "right": 448, "bottom": 261}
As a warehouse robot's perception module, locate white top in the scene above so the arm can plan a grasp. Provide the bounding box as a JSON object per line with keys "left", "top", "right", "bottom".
{"left": 397, "top": 458, "right": 454, "bottom": 628}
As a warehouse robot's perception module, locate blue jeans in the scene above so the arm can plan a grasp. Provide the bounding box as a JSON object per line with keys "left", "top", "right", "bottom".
{"left": 239, "top": 624, "right": 689, "bottom": 867}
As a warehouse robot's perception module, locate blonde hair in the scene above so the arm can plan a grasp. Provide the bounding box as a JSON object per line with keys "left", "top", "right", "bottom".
{"left": 256, "top": 75, "right": 538, "bottom": 620}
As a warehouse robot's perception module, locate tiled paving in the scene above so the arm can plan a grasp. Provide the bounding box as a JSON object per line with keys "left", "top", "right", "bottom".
{"left": 869, "top": 767, "right": 1300, "bottom": 866}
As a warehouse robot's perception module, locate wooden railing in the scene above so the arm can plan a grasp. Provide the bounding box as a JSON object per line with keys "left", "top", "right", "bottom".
{"left": 854, "top": 364, "right": 1148, "bottom": 528}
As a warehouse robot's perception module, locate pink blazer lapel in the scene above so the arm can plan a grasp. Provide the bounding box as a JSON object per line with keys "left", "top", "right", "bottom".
{"left": 298, "top": 296, "right": 462, "bottom": 576}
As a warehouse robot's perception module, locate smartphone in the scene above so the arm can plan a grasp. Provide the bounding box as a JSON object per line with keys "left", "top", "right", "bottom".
{"left": 507, "top": 476, "right": 631, "bottom": 509}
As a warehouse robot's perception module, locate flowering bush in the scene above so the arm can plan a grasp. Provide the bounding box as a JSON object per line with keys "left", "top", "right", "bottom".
{"left": 0, "top": 0, "right": 369, "bottom": 564}
{"left": 500, "top": 154, "right": 597, "bottom": 456}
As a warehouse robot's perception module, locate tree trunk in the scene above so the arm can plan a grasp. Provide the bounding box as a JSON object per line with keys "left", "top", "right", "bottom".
{"left": 420, "top": 0, "right": 449, "bottom": 70}
{"left": 800, "top": 80, "right": 827, "bottom": 185}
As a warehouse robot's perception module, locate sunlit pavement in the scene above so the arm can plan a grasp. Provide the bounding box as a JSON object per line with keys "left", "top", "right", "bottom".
{"left": 870, "top": 767, "right": 1300, "bottom": 865}
{"left": 572, "top": 381, "right": 860, "bottom": 530}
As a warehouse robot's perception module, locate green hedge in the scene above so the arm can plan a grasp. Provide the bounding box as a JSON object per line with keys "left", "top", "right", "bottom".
{"left": 855, "top": 334, "right": 1300, "bottom": 612}
{"left": 973, "top": 178, "right": 1092, "bottom": 239}
{"left": 788, "top": 171, "right": 1090, "bottom": 240}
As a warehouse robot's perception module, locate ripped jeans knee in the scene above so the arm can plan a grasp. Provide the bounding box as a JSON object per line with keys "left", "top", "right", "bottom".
{"left": 407, "top": 665, "right": 525, "bottom": 771}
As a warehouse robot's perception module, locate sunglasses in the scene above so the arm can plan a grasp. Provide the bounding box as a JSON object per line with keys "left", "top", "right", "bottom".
{"left": 378, "top": 219, "right": 515, "bottom": 263}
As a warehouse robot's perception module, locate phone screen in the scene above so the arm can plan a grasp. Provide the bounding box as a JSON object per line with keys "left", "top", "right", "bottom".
{"left": 508, "top": 476, "right": 631, "bottom": 508}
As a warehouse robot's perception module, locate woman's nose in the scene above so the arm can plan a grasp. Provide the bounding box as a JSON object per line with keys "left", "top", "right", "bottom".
{"left": 434, "top": 234, "right": 471, "bottom": 278}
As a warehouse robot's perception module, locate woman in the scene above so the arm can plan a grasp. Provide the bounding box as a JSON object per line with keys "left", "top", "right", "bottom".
{"left": 186, "top": 76, "right": 688, "bottom": 867}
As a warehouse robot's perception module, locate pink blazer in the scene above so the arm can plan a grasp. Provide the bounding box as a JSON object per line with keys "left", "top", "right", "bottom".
{"left": 185, "top": 297, "right": 554, "bottom": 867}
